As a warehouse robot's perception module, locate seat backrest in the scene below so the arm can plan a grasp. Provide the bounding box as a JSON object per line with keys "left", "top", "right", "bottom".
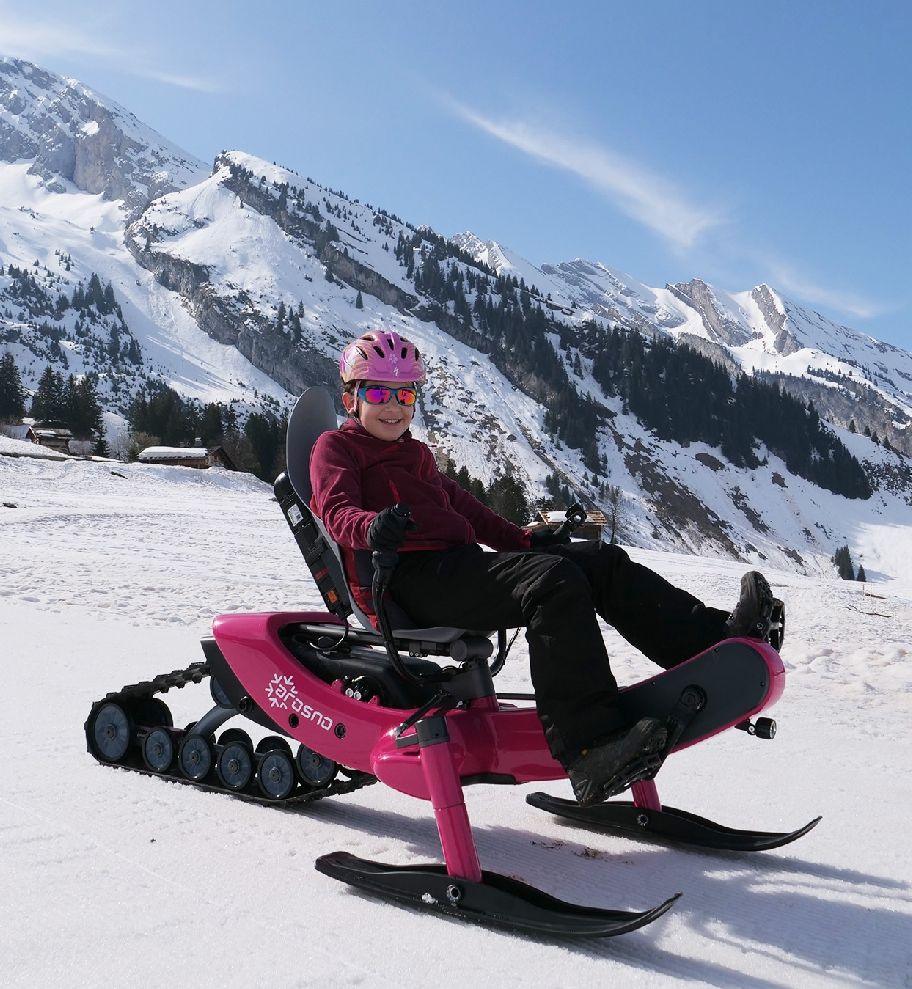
{"left": 280, "top": 386, "right": 375, "bottom": 629}
{"left": 286, "top": 385, "right": 338, "bottom": 504}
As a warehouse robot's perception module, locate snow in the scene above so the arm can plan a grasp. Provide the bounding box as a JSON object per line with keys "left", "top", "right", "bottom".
{"left": 0, "top": 434, "right": 66, "bottom": 458}
{"left": 1, "top": 452, "right": 910, "bottom": 987}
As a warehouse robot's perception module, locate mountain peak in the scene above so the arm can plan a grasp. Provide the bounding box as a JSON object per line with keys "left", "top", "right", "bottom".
{"left": 0, "top": 56, "right": 207, "bottom": 210}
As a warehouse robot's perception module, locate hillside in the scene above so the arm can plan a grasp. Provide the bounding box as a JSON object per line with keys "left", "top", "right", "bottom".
{"left": 1, "top": 55, "right": 909, "bottom": 580}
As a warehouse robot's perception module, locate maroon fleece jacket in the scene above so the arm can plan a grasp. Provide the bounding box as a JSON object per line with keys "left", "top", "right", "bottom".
{"left": 309, "top": 419, "right": 531, "bottom": 616}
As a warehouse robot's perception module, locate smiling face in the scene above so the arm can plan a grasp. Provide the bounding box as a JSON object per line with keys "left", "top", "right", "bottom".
{"left": 343, "top": 379, "right": 416, "bottom": 441}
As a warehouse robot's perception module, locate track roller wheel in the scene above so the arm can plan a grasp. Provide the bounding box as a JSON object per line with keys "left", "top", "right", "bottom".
{"left": 178, "top": 734, "right": 214, "bottom": 781}
{"left": 210, "top": 676, "right": 234, "bottom": 709}
{"left": 218, "top": 728, "right": 253, "bottom": 748}
{"left": 257, "top": 749, "right": 295, "bottom": 800}
{"left": 143, "top": 727, "right": 175, "bottom": 773}
{"left": 217, "top": 741, "right": 254, "bottom": 791}
{"left": 132, "top": 697, "right": 173, "bottom": 729}
{"left": 255, "top": 735, "right": 293, "bottom": 757}
{"left": 296, "top": 744, "right": 337, "bottom": 788}
{"left": 88, "top": 702, "right": 133, "bottom": 763}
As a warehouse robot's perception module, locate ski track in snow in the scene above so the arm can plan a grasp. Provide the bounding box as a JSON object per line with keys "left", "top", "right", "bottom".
{"left": 1, "top": 454, "right": 911, "bottom": 988}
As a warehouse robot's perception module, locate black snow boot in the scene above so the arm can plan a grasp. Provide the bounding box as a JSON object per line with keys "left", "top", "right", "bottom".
{"left": 567, "top": 718, "right": 668, "bottom": 807}
{"left": 726, "top": 571, "right": 779, "bottom": 641}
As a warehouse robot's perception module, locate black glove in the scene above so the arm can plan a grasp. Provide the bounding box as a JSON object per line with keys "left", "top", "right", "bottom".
{"left": 368, "top": 505, "right": 415, "bottom": 551}
{"left": 529, "top": 526, "right": 571, "bottom": 550}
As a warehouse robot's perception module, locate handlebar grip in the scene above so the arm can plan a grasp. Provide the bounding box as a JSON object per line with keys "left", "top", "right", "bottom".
{"left": 372, "top": 549, "right": 399, "bottom": 570}
{"left": 553, "top": 502, "right": 588, "bottom": 539}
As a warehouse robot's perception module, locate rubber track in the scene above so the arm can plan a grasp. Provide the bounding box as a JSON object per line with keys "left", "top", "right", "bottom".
{"left": 87, "top": 660, "right": 377, "bottom": 808}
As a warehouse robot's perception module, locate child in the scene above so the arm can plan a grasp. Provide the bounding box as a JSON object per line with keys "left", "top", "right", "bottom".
{"left": 310, "top": 330, "right": 779, "bottom": 806}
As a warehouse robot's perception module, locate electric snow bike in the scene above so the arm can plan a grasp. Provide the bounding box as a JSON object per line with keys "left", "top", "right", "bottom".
{"left": 85, "top": 386, "right": 819, "bottom": 938}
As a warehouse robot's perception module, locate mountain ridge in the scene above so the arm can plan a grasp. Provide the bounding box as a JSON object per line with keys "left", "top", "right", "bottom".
{"left": 1, "top": 56, "right": 907, "bottom": 581}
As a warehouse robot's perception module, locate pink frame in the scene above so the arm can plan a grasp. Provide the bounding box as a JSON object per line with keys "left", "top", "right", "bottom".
{"left": 214, "top": 611, "right": 786, "bottom": 881}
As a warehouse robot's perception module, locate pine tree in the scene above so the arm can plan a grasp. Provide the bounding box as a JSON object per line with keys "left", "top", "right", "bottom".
{"left": 355, "top": 290, "right": 364, "bottom": 309}
{"left": 487, "top": 474, "right": 530, "bottom": 524}
{"left": 857, "top": 564, "right": 866, "bottom": 582}
{"left": 199, "top": 403, "right": 224, "bottom": 446}
{"left": 31, "top": 366, "right": 66, "bottom": 422}
{"left": 0, "top": 352, "right": 27, "bottom": 422}
{"left": 832, "top": 544, "right": 855, "bottom": 580}
{"left": 68, "top": 376, "right": 104, "bottom": 440}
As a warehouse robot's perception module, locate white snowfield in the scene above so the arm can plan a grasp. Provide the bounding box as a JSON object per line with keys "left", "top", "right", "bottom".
{"left": 1, "top": 454, "right": 910, "bottom": 988}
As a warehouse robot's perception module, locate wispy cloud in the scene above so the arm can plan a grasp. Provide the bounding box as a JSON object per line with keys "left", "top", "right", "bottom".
{"left": 0, "top": 14, "right": 120, "bottom": 61}
{"left": 445, "top": 97, "right": 886, "bottom": 324}
{"left": 0, "top": 10, "right": 224, "bottom": 93}
{"left": 447, "top": 98, "right": 725, "bottom": 251}
{"left": 761, "top": 256, "right": 886, "bottom": 321}
{"left": 131, "top": 68, "right": 223, "bottom": 95}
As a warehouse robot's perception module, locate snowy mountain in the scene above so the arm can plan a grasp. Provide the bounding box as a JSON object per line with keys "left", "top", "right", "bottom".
{"left": 455, "top": 235, "right": 912, "bottom": 453}
{"left": 1, "top": 56, "right": 908, "bottom": 581}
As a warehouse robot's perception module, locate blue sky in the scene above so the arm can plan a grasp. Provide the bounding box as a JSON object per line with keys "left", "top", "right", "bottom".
{"left": 2, "top": 0, "right": 909, "bottom": 346}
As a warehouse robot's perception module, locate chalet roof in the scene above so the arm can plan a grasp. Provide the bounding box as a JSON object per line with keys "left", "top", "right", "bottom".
{"left": 539, "top": 509, "right": 608, "bottom": 525}
{"left": 138, "top": 447, "right": 208, "bottom": 461}
{"left": 33, "top": 426, "right": 73, "bottom": 439}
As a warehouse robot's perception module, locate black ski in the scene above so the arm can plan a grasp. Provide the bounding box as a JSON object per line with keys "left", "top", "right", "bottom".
{"left": 526, "top": 792, "right": 821, "bottom": 852}
{"left": 315, "top": 851, "right": 680, "bottom": 937}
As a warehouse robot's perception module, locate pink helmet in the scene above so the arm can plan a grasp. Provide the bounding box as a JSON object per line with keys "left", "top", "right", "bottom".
{"left": 339, "top": 330, "right": 426, "bottom": 384}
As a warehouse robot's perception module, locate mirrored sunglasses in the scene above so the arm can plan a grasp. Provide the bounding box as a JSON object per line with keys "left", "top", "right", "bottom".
{"left": 357, "top": 384, "right": 418, "bottom": 407}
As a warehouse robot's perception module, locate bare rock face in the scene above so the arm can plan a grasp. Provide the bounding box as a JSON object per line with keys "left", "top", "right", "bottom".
{"left": 751, "top": 284, "right": 802, "bottom": 355}
{"left": 668, "top": 278, "right": 752, "bottom": 347}
{"left": 0, "top": 57, "right": 205, "bottom": 212}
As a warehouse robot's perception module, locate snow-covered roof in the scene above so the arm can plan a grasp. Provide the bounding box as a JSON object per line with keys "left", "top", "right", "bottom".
{"left": 33, "top": 427, "right": 73, "bottom": 438}
{"left": 539, "top": 509, "right": 607, "bottom": 524}
{"left": 138, "top": 446, "right": 208, "bottom": 461}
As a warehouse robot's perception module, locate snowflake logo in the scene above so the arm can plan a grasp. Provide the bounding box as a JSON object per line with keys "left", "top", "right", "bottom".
{"left": 266, "top": 673, "right": 298, "bottom": 709}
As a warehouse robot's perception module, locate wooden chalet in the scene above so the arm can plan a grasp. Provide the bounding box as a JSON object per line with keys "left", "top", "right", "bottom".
{"left": 31, "top": 423, "right": 74, "bottom": 453}
{"left": 138, "top": 446, "right": 237, "bottom": 470}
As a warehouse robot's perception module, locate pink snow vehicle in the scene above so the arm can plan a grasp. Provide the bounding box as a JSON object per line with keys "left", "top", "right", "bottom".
{"left": 86, "top": 387, "right": 818, "bottom": 938}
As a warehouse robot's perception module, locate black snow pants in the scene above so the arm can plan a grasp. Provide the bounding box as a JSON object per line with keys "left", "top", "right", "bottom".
{"left": 389, "top": 541, "right": 730, "bottom": 766}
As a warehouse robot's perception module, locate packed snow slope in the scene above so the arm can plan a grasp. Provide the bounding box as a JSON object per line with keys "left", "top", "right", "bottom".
{"left": 1, "top": 454, "right": 910, "bottom": 988}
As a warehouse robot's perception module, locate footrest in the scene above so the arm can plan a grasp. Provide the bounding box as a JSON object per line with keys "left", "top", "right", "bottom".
{"left": 527, "top": 792, "right": 821, "bottom": 852}
{"left": 315, "top": 851, "right": 680, "bottom": 937}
